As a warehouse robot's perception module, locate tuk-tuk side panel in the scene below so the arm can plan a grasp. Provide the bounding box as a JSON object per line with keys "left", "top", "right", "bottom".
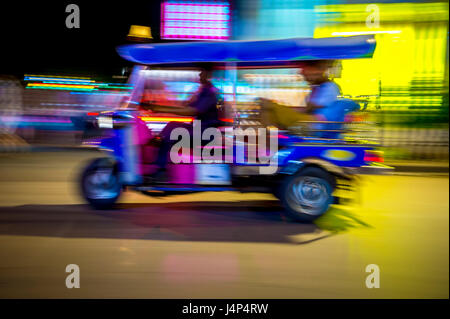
{"left": 278, "top": 144, "right": 369, "bottom": 168}
{"left": 97, "top": 130, "right": 131, "bottom": 178}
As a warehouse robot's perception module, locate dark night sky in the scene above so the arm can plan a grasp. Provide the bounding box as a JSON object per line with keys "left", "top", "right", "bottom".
{"left": 1, "top": 0, "right": 162, "bottom": 77}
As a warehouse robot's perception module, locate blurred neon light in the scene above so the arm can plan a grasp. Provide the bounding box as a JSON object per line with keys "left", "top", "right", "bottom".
{"left": 25, "top": 75, "right": 131, "bottom": 86}
{"left": 71, "top": 92, "right": 129, "bottom": 95}
{"left": 25, "top": 77, "right": 94, "bottom": 83}
{"left": 142, "top": 70, "right": 200, "bottom": 78}
{"left": 105, "top": 86, "right": 133, "bottom": 90}
{"left": 41, "top": 103, "right": 109, "bottom": 108}
{"left": 24, "top": 74, "right": 91, "bottom": 79}
{"left": 161, "top": 1, "right": 230, "bottom": 40}
{"left": 139, "top": 116, "right": 193, "bottom": 123}
{"left": 165, "top": 3, "right": 228, "bottom": 8}
{"left": 24, "top": 74, "right": 132, "bottom": 93}
{"left": 41, "top": 81, "right": 98, "bottom": 86}
{"left": 331, "top": 31, "right": 401, "bottom": 36}
{"left": 145, "top": 123, "right": 167, "bottom": 131}
{"left": 27, "top": 86, "right": 96, "bottom": 91}
{"left": 34, "top": 82, "right": 131, "bottom": 90}
{"left": 7, "top": 116, "right": 72, "bottom": 124}
{"left": 165, "top": 26, "right": 227, "bottom": 30}
{"left": 27, "top": 83, "right": 96, "bottom": 90}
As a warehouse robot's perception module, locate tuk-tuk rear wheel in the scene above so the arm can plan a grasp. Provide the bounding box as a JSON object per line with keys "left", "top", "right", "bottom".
{"left": 278, "top": 167, "right": 335, "bottom": 222}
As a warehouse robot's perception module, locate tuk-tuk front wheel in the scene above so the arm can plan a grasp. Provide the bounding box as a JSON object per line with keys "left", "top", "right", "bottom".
{"left": 81, "top": 158, "right": 121, "bottom": 209}
{"left": 279, "top": 167, "right": 334, "bottom": 222}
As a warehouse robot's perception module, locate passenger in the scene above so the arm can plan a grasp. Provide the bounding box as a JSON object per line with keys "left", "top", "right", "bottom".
{"left": 302, "top": 60, "right": 341, "bottom": 114}
{"left": 259, "top": 60, "right": 342, "bottom": 133}
{"left": 147, "top": 66, "right": 220, "bottom": 178}
{"left": 303, "top": 61, "right": 362, "bottom": 138}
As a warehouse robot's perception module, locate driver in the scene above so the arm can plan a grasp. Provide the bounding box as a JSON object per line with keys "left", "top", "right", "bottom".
{"left": 146, "top": 66, "right": 220, "bottom": 178}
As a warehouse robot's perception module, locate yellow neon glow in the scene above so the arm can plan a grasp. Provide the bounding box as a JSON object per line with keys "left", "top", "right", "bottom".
{"left": 314, "top": 2, "right": 448, "bottom": 106}
{"left": 331, "top": 30, "right": 401, "bottom": 36}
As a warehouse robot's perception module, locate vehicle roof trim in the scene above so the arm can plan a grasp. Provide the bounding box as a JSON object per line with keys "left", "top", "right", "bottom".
{"left": 117, "top": 35, "right": 376, "bottom": 66}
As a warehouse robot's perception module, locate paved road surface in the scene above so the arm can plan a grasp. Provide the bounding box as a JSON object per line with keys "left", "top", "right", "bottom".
{"left": 0, "top": 151, "right": 448, "bottom": 298}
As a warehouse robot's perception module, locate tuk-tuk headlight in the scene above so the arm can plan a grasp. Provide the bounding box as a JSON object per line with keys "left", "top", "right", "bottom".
{"left": 98, "top": 116, "right": 113, "bottom": 129}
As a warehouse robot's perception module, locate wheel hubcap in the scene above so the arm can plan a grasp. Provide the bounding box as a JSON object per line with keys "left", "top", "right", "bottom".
{"left": 287, "top": 176, "right": 330, "bottom": 215}
{"left": 85, "top": 167, "right": 119, "bottom": 199}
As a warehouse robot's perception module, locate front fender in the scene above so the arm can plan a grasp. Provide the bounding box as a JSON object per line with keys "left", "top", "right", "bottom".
{"left": 98, "top": 136, "right": 119, "bottom": 153}
{"left": 279, "top": 157, "right": 348, "bottom": 178}
{"left": 82, "top": 136, "right": 118, "bottom": 152}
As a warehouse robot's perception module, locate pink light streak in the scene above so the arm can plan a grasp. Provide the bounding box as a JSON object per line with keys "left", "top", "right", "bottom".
{"left": 165, "top": 3, "right": 228, "bottom": 8}
{"left": 164, "top": 34, "right": 228, "bottom": 39}
{"left": 161, "top": 1, "right": 230, "bottom": 41}
{"left": 165, "top": 26, "right": 227, "bottom": 30}
{"left": 165, "top": 11, "right": 228, "bottom": 15}
{"left": 164, "top": 18, "right": 228, "bottom": 22}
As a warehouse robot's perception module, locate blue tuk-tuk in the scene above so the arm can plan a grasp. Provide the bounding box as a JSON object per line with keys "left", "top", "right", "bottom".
{"left": 80, "top": 35, "right": 392, "bottom": 222}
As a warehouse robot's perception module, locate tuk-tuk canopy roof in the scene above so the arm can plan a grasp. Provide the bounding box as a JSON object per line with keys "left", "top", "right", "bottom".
{"left": 117, "top": 35, "right": 376, "bottom": 67}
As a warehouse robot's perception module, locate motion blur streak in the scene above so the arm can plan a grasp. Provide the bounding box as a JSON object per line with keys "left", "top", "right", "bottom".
{"left": 0, "top": 0, "right": 448, "bottom": 300}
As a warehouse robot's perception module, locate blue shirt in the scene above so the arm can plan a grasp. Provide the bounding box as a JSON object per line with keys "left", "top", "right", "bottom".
{"left": 308, "top": 81, "right": 341, "bottom": 108}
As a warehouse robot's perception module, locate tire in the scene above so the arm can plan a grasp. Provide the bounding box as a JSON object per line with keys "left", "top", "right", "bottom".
{"left": 80, "top": 157, "right": 121, "bottom": 209}
{"left": 278, "top": 166, "right": 335, "bottom": 222}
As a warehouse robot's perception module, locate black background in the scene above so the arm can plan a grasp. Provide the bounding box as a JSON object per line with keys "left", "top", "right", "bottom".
{"left": 1, "top": 299, "right": 448, "bottom": 317}
{"left": 0, "top": 0, "right": 162, "bottom": 77}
